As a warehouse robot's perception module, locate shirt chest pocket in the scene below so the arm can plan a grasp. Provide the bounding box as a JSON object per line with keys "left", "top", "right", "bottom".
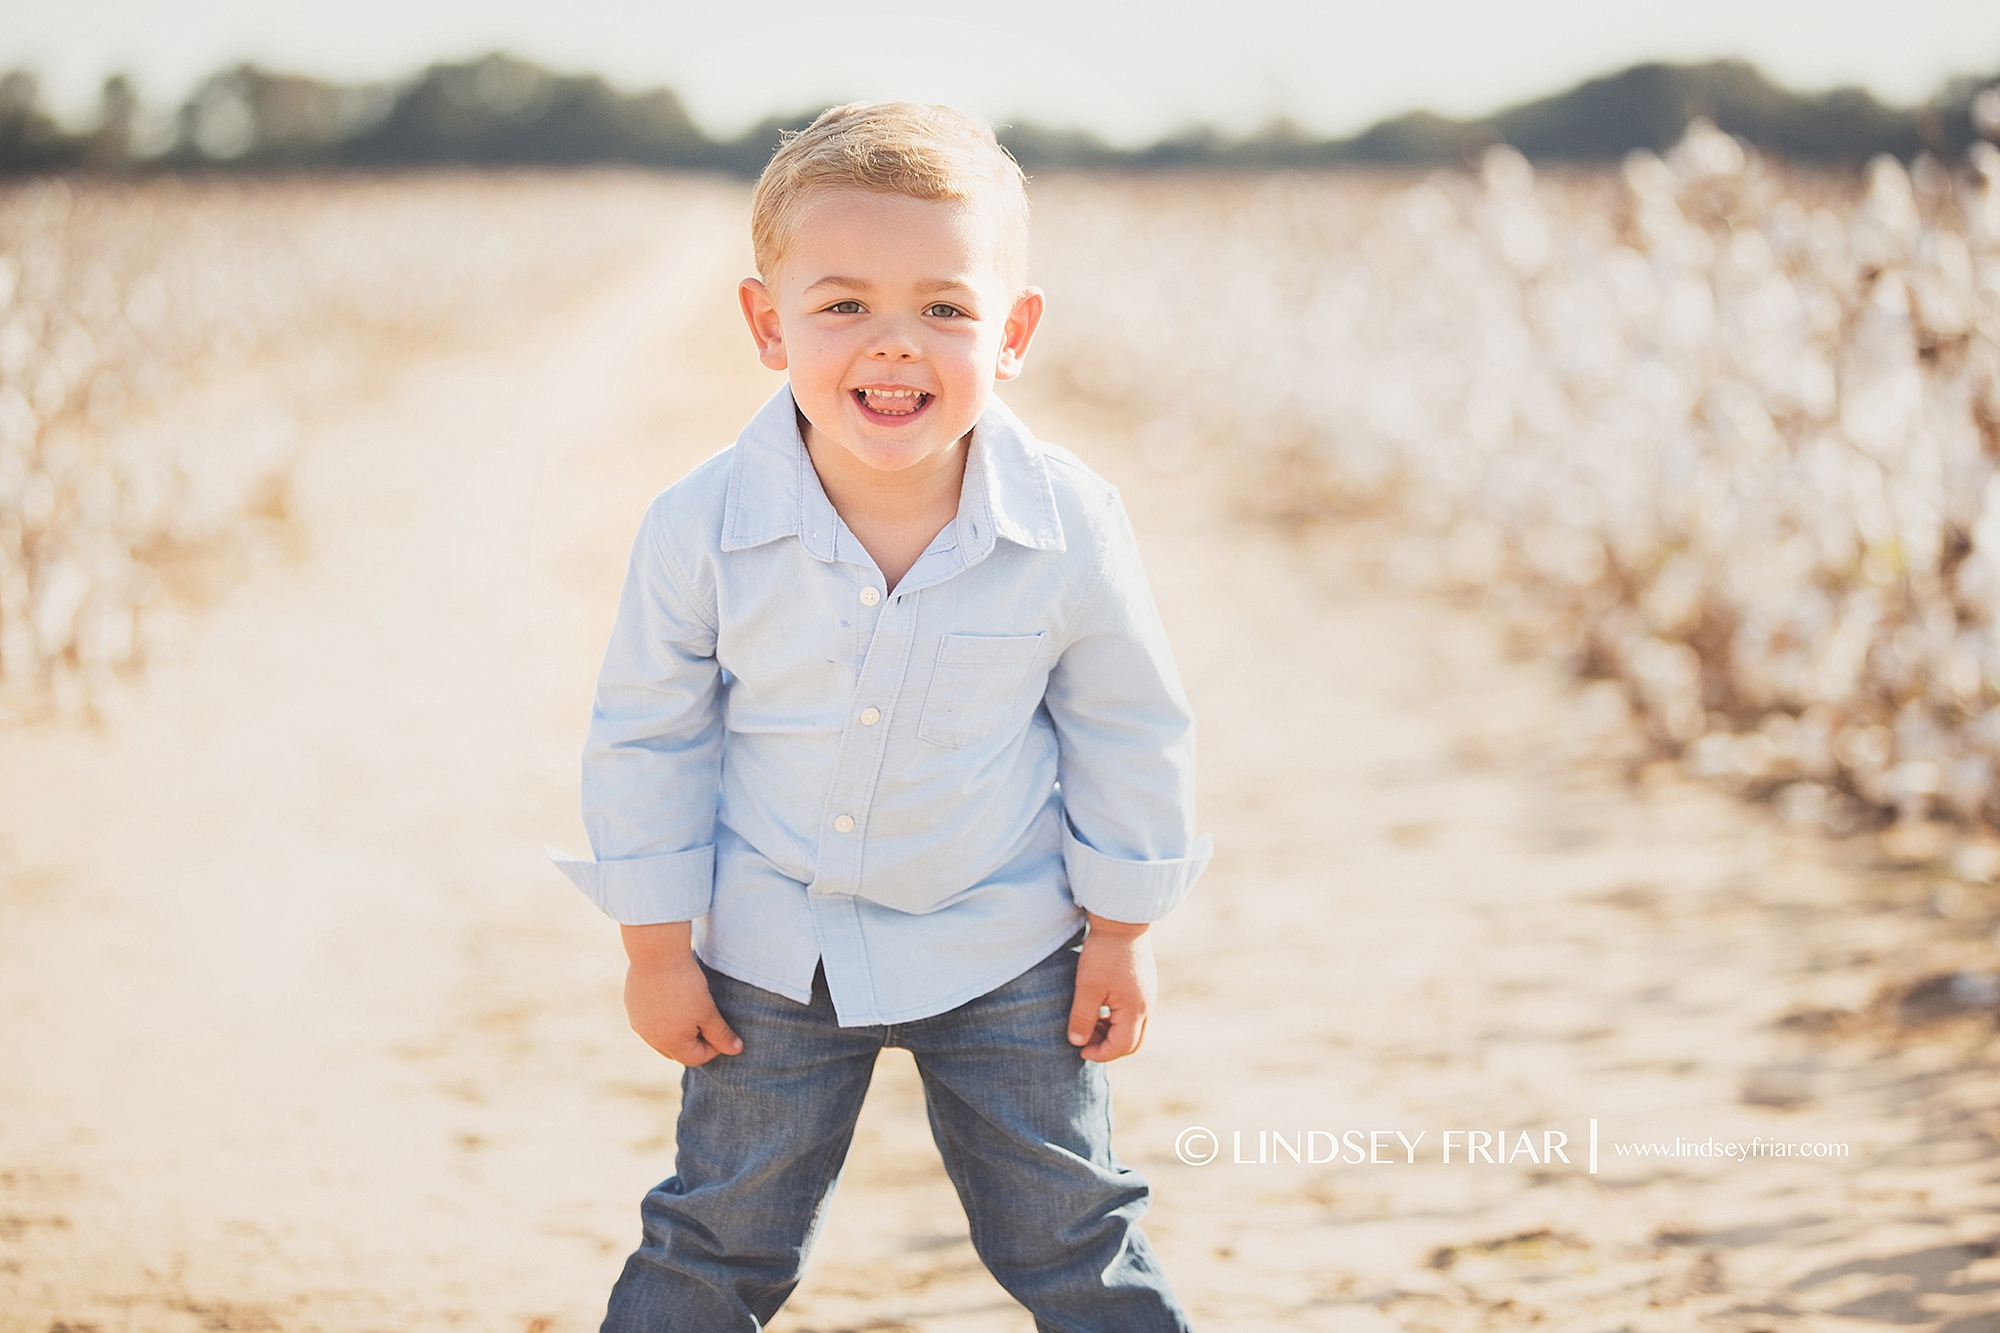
{"left": 917, "top": 632, "right": 1046, "bottom": 748}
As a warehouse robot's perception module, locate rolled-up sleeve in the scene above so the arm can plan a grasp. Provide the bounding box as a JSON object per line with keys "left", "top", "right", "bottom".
{"left": 548, "top": 495, "right": 724, "bottom": 924}
{"left": 1043, "top": 490, "right": 1211, "bottom": 922}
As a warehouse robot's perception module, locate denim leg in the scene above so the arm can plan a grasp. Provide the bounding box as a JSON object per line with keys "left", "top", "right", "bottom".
{"left": 602, "top": 963, "right": 883, "bottom": 1333}
{"left": 899, "top": 941, "right": 1193, "bottom": 1333}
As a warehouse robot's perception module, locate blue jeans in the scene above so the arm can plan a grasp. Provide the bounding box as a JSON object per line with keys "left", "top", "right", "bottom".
{"left": 601, "top": 935, "right": 1191, "bottom": 1332}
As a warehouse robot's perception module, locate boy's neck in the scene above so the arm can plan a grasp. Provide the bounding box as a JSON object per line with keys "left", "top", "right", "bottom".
{"left": 801, "top": 412, "right": 970, "bottom": 590}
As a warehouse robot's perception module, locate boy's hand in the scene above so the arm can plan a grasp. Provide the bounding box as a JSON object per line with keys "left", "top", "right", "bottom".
{"left": 1068, "top": 913, "right": 1157, "bottom": 1063}
{"left": 619, "top": 922, "right": 743, "bottom": 1067}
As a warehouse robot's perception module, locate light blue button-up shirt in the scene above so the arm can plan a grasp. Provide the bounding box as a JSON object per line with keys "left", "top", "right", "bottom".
{"left": 550, "top": 385, "right": 1211, "bottom": 1025}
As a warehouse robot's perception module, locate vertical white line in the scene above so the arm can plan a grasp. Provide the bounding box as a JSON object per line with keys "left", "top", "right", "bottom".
{"left": 1589, "top": 1118, "right": 1599, "bottom": 1175}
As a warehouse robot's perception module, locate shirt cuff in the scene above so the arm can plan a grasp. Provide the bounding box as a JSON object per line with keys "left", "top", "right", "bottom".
{"left": 545, "top": 844, "right": 715, "bottom": 924}
{"left": 1060, "top": 821, "right": 1212, "bottom": 923}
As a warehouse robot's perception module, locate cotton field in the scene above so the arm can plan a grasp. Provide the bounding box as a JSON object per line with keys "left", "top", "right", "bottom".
{"left": 10, "top": 139, "right": 2000, "bottom": 830}
{"left": 1031, "top": 126, "right": 2000, "bottom": 831}
{"left": 0, "top": 172, "right": 673, "bottom": 719}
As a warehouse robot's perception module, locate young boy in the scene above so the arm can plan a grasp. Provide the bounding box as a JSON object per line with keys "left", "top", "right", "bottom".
{"left": 550, "top": 101, "right": 1210, "bottom": 1331}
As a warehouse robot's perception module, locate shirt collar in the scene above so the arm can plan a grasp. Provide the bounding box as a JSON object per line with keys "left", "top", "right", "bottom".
{"left": 720, "top": 384, "right": 1066, "bottom": 565}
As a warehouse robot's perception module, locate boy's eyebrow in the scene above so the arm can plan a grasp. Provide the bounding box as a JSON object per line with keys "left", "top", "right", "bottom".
{"left": 803, "top": 275, "right": 981, "bottom": 297}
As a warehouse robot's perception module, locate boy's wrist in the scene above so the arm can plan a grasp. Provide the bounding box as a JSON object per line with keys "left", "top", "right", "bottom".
{"left": 620, "top": 920, "right": 697, "bottom": 967}
{"left": 1084, "top": 911, "right": 1149, "bottom": 940}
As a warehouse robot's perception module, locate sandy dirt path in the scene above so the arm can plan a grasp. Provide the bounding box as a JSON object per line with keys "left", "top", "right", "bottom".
{"left": 4, "top": 186, "right": 2000, "bottom": 1333}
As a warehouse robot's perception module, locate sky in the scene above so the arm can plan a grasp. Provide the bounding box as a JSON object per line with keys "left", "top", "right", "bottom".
{"left": 7, "top": 0, "right": 2000, "bottom": 145}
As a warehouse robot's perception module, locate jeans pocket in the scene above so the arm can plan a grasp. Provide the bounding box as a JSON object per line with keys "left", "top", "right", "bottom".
{"left": 916, "top": 631, "right": 1046, "bottom": 748}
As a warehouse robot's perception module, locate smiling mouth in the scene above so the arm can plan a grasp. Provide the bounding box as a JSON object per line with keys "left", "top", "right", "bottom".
{"left": 854, "top": 387, "right": 931, "bottom": 417}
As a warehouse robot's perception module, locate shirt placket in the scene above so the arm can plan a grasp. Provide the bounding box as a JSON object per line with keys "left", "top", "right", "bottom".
{"left": 807, "top": 569, "right": 920, "bottom": 1014}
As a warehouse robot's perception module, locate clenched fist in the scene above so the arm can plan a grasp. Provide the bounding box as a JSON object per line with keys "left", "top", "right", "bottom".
{"left": 619, "top": 922, "right": 743, "bottom": 1067}
{"left": 1067, "top": 913, "right": 1157, "bottom": 1063}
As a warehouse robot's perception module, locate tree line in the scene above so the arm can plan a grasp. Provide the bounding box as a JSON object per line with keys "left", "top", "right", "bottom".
{"left": 1, "top": 51, "right": 1994, "bottom": 178}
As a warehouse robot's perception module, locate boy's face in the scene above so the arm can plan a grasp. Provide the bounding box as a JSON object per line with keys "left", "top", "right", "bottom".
{"left": 738, "top": 188, "right": 1043, "bottom": 476}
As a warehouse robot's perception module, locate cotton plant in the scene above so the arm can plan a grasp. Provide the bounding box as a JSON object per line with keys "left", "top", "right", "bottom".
{"left": 0, "top": 176, "right": 672, "bottom": 718}
{"left": 1031, "top": 121, "right": 2000, "bottom": 829}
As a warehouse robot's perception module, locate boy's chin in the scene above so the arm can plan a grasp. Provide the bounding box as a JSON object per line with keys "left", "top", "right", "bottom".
{"left": 836, "top": 431, "right": 965, "bottom": 473}
{"left": 828, "top": 410, "right": 980, "bottom": 472}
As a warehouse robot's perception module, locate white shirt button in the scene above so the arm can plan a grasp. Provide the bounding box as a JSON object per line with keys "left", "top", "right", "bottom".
{"left": 832, "top": 814, "right": 856, "bottom": 834}
{"left": 859, "top": 707, "right": 881, "bottom": 726}
{"left": 859, "top": 587, "right": 881, "bottom": 606}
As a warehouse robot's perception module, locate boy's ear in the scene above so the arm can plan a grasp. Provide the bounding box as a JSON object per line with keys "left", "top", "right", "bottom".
{"left": 994, "top": 286, "right": 1045, "bottom": 383}
{"left": 739, "top": 277, "right": 788, "bottom": 372}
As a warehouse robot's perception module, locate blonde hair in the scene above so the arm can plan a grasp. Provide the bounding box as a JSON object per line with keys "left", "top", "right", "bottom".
{"left": 750, "top": 101, "right": 1030, "bottom": 285}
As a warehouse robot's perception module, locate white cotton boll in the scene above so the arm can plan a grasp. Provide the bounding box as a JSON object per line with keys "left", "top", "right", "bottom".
{"left": 1524, "top": 524, "right": 1607, "bottom": 586}
{"left": 1480, "top": 148, "right": 1552, "bottom": 274}
{"left": 1624, "top": 149, "right": 1676, "bottom": 204}
{"left": 0, "top": 387, "right": 34, "bottom": 459}
{"left": 1888, "top": 484, "right": 1946, "bottom": 582}
{"left": 1792, "top": 706, "right": 1839, "bottom": 779}
{"left": 1942, "top": 755, "right": 1993, "bottom": 821}
{"left": 48, "top": 316, "right": 97, "bottom": 386}
{"left": 1851, "top": 156, "right": 1919, "bottom": 271}
{"left": 1777, "top": 780, "right": 1831, "bottom": 824}
{"left": 1478, "top": 199, "right": 1551, "bottom": 276}
{"left": 31, "top": 362, "right": 68, "bottom": 420}
{"left": 1960, "top": 474, "right": 2000, "bottom": 620}
{"left": 1888, "top": 759, "right": 1942, "bottom": 820}
{"left": 1707, "top": 380, "right": 1783, "bottom": 457}
{"left": 72, "top": 460, "right": 116, "bottom": 526}
{"left": 1971, "top": 708, "right": 2000, "bottom": 760}
{"left": 1945, "top": 632, "right": 1987, "bottom": 702}
{"left": 1811, "top": 593, "right": 1884, "bottom": 702}
{"left": 1730, "top": 612, "right": 1787, "bottom": 708}
{"left": 1909, "top": 230, "right": 1975, "bottom": 336}
{"left": 18, "top": 472, "right": 55, "bottom": 534}
{"left": 0, "top": 581, "right": 31, "bottom": 682}
{"left": 1481, "top": 145, "right": 1536, "bottom": 196}
{"left": 1896, "top": 699, "right": 1954, "bottom": 766}
{"left": 123, "top": 272, "right": 166, "bottom": 332}
{"left": 1965, "top": 145, "right": 2000, "bottom": 252}
{"left": 1839, "top": 273, "right": 1925, "bottom": 457}
{"left": 1836, "top": 721, "right": 1894, "bottom": 772}
{"left": 30, "top": 558, "right": 89, "bottom": 659}
{"left": 1936, "top": 401, "right": 1990, "bottom": 536}
{"left": 1685, "top": 728, "right": 1743, "bottom": 779}
{"left": 1756, "top": 710, "right": 1804, "bottom": 768}
{"left": 1974, "top": 89, "right": 2000, "bottom": 141}
{"left": 1630, "top": 636, "right": 1708, "bottom": 742}
{"left": 1733, "top": 727, "right": 1782, "bottom": 779}
{"left": 1723, "top": 226, "right": 1777, "bottom": 280}
{"left": 75, "top": 595, "right": 133, "bottom": 668}
{"left": 1912, "top": 154, "right": 1952, "bottom": 208}
{"left": 1658, "top": 272, "right": 1717, "bottom": 349}
{"left": 1668, "top": 119, "right": 1748, "bottom": 182}
{"left": 0, "top": 318, "right": 32, "bottom": 380}
{"left": 1602, "top": 245, "right": 1659, "bottom": 325}
{"left": 1693, "top": 455, "right": 1743, "bottom": 550}
{"left": 1798, "top": 253, "right": 1854, "bottom": 335}
{"left": 1793, "top": 356, "right": 1838, "bottom": 421}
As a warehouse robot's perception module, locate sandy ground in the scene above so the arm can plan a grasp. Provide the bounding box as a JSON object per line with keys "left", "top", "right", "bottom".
{"left": 4, "top": 187, "right": 2000, "bottom": 1333}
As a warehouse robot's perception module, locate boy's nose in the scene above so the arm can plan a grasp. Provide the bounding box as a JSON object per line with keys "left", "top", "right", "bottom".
{"left": 867, "top": 320, "right": 921, "bottom": 360}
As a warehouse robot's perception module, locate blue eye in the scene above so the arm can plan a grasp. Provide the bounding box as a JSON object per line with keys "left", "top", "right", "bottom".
{"left": 826, "top": 300, "right": 863, "bottom": 314}
{"left": 925, "top": 303, "right": 964, "bottom": 318}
